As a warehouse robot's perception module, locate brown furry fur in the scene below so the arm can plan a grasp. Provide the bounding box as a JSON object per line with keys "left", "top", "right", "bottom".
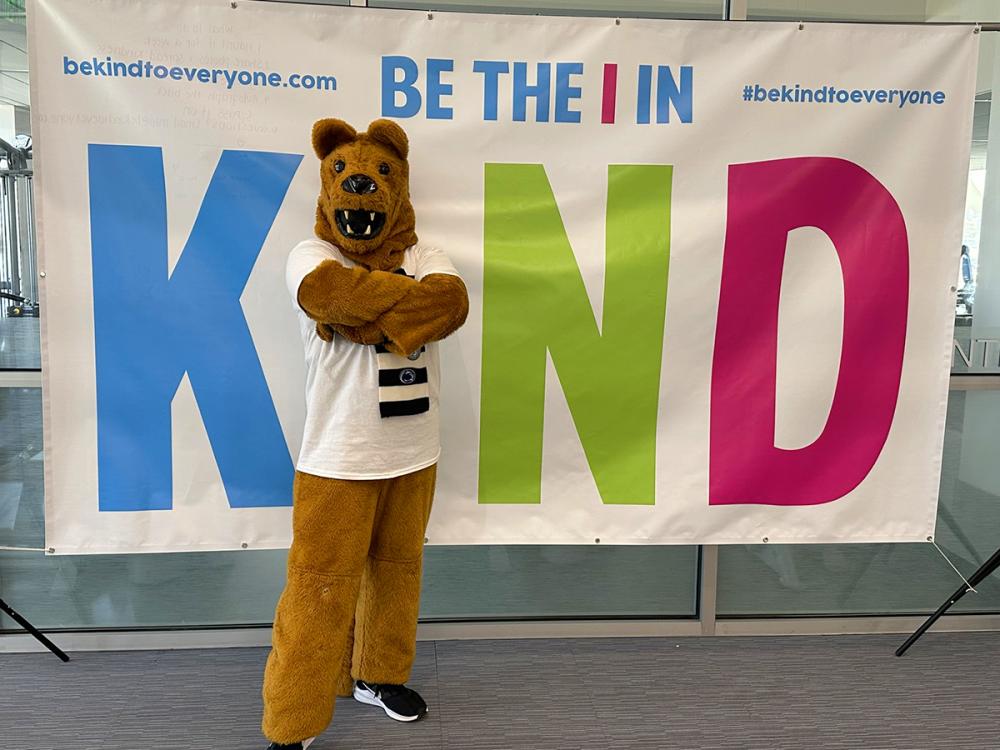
{"left": 377, "top": 274, "right": 470, "bottom": 356}
{"left": 311, "top": 118, "right": 417, "bottom": 272}
{"left": 262, "top": 118, "right": 466, "bottom": 744}
{"left": 296, "top": 259, "right": 469, "bottom": 355}
{"left": 312, "top": 272, "right": 468, "bottom": 356}
{"left": 262, "top": 466, "right": 437, "bottom": 744}
{"left": 296, "top": 259, "right": 414, "bottom": 327}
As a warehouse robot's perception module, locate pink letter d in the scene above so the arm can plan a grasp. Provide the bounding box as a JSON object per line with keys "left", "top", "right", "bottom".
{"left": 710, "top": 157, "right": 908, "bottom": 506}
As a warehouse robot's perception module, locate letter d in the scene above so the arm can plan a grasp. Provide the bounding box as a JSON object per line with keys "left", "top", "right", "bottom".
{"left": 711, "top": 157, "right": 908, "bottom": 506}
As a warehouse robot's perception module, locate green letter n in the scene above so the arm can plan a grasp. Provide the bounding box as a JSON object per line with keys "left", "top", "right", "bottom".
{"left": 479, "top": 164, "right": 671, "bottom": 505}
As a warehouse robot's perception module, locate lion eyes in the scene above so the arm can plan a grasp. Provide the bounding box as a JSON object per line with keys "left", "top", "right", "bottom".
{"left": 331, "top": 159, "right": 388, "bottom": 175}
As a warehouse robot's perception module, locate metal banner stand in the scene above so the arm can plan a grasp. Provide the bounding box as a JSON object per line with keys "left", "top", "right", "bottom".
{"left": 895, "top": 547, "right": 1000, "bottom": 657}
{"left": 0, "top": 596, "right": 70, "bottom": 662}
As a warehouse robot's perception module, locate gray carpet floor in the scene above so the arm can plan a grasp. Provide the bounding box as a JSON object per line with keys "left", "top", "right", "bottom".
{"left": 2, "top": 633, "right": 999, "bottom": 749}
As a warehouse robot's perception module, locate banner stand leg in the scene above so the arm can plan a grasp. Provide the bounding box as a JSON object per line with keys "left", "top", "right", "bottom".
{"left": 0, "top": 597, "right": 71, "bottom": 662}
{"left": 895, "top": 547, "right": 1000, "bottom": 657}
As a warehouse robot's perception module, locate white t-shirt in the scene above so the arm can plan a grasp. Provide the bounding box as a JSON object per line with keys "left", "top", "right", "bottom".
{"left": 286, "top": 238, "right": 461, "bottom": 480}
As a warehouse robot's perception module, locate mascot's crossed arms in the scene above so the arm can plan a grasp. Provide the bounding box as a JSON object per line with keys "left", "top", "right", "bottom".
{"left": 260, "top": 119, "right": 468, "bottom": 750}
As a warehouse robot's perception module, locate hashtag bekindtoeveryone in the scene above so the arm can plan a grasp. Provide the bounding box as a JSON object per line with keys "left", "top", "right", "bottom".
{"left": 742, "top": 83, "right": 946, "bottom": 108}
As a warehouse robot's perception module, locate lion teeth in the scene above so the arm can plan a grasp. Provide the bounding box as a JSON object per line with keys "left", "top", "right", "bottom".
{"left": 370, "top": 213, "right": 375, "bottom": 220}
{"left": 364, "top": 226, "right": 372, "bottom": 236}
{"left": 341, "top": 210, "right": 349, "bottom": 220}
{"left": 346, "top": 224, "right": 354, "bottom": 234}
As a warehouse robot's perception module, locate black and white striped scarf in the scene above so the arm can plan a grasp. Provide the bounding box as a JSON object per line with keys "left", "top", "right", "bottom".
{"left": 376, "top": 342, "right": 429, "bottom": 418}
{"left": 376, "top": 268, "right": 429, "bottom": 418}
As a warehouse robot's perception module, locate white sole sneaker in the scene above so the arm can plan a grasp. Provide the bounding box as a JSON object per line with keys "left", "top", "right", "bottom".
{"left": 352, "top": 684, "right": 425, "bottom": 722}
{"left": 267, "top": 739, "right": 314, "bottom": 750}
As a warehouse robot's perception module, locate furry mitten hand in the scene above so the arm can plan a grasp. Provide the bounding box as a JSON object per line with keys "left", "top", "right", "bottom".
{"left": 377, "top": 274, "right": 470, "bottom": 357}
{"left": 297, "top": 259, "right": 417, "bottom": 327}
{"left": 325, "top": 321, "right": 386, "bottom": 346}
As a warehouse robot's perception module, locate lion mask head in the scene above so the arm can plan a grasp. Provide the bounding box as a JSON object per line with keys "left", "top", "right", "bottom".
{"left": 311, "top": 117, "right": 417, "bottom": 272}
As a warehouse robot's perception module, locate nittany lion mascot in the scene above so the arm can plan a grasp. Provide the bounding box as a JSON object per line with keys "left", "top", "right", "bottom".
{"left": 262, "top": 118, "right": 468, "bottom": 750}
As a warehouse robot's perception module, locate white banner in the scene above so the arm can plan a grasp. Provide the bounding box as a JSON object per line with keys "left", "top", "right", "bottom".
{"left": 31, "top": 0, "right": 977, "bottom": 553}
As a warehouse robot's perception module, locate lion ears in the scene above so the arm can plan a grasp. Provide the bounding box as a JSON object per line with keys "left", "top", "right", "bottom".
{"left": 311, "top": 118, "right": 409, "bottom": 161}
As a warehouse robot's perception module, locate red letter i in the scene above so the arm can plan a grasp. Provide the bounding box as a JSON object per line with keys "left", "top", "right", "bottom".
{"left": 601, "top": 63, "right": 618, "bottom": 124}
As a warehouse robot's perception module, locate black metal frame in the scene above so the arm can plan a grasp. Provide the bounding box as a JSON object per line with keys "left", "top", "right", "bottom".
{"left": 0, "top": 596, "right": 70, "bottom": 661}
{"left": 896, "top": 547, "right": 1000, "bottom": 656}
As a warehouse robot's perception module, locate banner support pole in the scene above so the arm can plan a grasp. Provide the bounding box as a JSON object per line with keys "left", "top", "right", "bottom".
{"left": 895, "top": 547, "right": 1000, "bottom": 656}
{"left": 0, "top": 597, "right": 70, "bottom": 662}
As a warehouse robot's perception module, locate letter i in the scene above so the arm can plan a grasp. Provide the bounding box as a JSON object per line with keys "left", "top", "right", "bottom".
{"left": 636, "top": 65, "right": 652, "bottom": 124}
{"left": 602, "top": 63, "right": 618, "bottom": 124}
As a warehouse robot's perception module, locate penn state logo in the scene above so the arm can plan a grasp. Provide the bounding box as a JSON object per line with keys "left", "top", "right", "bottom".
{"left": 374, "top": 344, "right": 429, "bottom": 418}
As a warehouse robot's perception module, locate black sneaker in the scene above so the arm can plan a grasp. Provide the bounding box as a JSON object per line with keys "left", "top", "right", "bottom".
{"left": 353, "top": 680, "right": 428, "bottom": 722}
{"left": 266, "top": 738, "right": 314, "bottom": 749}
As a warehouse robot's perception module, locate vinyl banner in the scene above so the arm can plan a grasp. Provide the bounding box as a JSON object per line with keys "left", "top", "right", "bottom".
{"left": 30, "top": 0, "right": 977, "bottom": 553}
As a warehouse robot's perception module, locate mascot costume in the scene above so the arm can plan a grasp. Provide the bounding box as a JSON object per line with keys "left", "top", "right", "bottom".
{"left": 261, "top": 118, "right": 469, "bottom": 749}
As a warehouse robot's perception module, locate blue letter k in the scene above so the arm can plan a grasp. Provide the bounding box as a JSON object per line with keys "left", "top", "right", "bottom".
{"left": 89, "top": 145, "right": 302, "bottom": 511}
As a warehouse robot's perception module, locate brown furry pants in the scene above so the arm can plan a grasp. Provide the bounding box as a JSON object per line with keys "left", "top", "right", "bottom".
{"left": 261, "top": 464, "right": 436, "bottom": 744}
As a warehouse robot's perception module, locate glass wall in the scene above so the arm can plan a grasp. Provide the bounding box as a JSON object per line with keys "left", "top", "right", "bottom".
{"left": 0, "top": 1, "right": 35, "bottom": 371}
{"left": 0, "top": 0, "right": 701, "bottom": 632}
{"left": 4, "top": 1, "right": 1000, "bottom": 636}
{"left": 717, "top": 390, "right": 1000, "bottom": 616}
{"left": 746, "top": 0, "right": 1000, "bottom": 23}
{"left": 0, "top": 387, "right": 697, "bottom": 629}
{"left": 369, "top": 0, "right": 723, "bottom": 18}
{"left": 747, "top": 1, "right": 927, "bottom": 22}
{"left": 952, "top": 21, "right": 997, "bottom": 373}
{"left": 721, "top": 1, "right": 1000, "bottom": 617}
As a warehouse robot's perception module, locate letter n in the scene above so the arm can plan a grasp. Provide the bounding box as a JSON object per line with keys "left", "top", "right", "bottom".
{"left": 479, "top": 164, "right": 671, "bottom": 504}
